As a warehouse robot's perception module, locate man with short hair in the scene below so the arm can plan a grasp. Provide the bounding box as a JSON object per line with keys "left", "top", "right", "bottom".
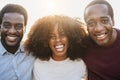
{"left": 82, "top": 0, "right": 120, "bottom": 80}
{"left": 0, "top": 4, "right": 35, "bottom": 80}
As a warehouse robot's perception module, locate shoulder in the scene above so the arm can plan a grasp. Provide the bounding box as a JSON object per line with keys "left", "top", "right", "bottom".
{"left": 67, "top": 58, "right": 87, "bottom": 68}
{"left": 34, "top": 58, "right": 49, "bottom": 65}
{"left": 114, "top": 28, "right": 120, "bottom": 34}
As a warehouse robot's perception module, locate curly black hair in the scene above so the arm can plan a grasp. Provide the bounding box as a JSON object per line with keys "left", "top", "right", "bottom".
{"left": 25, "top": 15, "right": 88, "bottom": 60}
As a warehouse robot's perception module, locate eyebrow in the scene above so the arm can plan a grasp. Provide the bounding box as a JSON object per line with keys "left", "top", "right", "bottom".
{"left": 49, "top": 33, "right": 55, "bottom": 35}
{"left": 101, "top": 16, "right": 109, "bottom": 19}
{"left": 86, "top": 19, "right": 95, "bottom": 23}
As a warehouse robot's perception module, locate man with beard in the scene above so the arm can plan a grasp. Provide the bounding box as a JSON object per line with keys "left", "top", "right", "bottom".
{"left": 0, "top": 4, "right": 35, "bottom": 80}
{"left": 82, "top": 0, "right": 120, "bottom": 80}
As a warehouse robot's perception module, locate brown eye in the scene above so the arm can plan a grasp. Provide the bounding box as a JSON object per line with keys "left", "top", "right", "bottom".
{"left": 101, "top": 19, "right": 108, "bottom": 24}
{"left": 87, "top": 21, "right": 96, "bottom": 27}
{"left": 49, "top": 34, "right": 56, "bottom": 40}
{"left": 101, "top": 17, "right": 109, "bottom": 24}
{"left": 3, "top": 22, "right": 11, "bottom": 29}
{"left": 15, "top": 23, "right": 23, "bottom": 30}
{"left": 60, "top": 32, "right": 66, "bottom": 38}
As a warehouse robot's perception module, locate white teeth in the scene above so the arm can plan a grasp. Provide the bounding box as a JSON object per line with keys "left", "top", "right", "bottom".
{"left": 55, "top": 45, "right": 64, "bottom": 52}
{"left": 57, "top": 48, "right": 64, "bottom": 52}
{"left": 97, "top": 34, "right": 105, "bottom": 38}
{"left": 55, "top": 45, "right": 64, "bottom": 48}
{"left": 96, "top": 34, "right": 106, "bottom": 40}
{"left": 7, "top": 36, "right": 17, "bottom": 41}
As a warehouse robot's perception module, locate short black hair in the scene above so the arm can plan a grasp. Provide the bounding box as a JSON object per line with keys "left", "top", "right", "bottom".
{"left": 84, "top": 0, "right": 114, "bottom": 21}
{"left": 0, "top": 4, "right": 28, "bottom": 26}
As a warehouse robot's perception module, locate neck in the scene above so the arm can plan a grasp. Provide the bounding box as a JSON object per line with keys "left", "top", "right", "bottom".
{"left": 1, "top": 40, "right": 20, "bottom": 54}
{"left": 52, "top": 55, "right": 67, "bottom": 61}
{"left": 7, "top": 46, "right": 19, "bottom": 54}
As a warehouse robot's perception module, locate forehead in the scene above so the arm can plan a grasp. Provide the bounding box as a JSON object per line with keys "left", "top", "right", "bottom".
{"left": 51, "top": 24, "right": 64, "bottom": 33}
{"left": 2, "top": 12, "right": 24, "bottom": 23}
{"left": 85, "top": 4, "right": 109, "bottom": 20}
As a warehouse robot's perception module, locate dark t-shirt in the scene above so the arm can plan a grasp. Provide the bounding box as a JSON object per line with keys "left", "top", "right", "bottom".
{"left": 82, "top": 28, "right": 120, "bottom": 80}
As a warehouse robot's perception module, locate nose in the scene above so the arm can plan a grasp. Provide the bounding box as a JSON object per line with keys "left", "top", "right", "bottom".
{"left": 8, "top": 26, "right": 17, "bottom": 34}
{"left": 94, "top": 22, "right": 104, "bottom": 33}
{"left": 56, "top": 36, "right": 61, "bottom": 42}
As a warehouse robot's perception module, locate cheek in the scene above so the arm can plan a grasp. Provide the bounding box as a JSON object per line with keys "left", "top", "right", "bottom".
{"left": 63, "top": 38, "right": 69, "bottom": 47}
{"left": 87, "top": 28, "right": 93, "bottom": 34}
{"left": 1, "top": 28, "right": 7, "bottom": 32}
{"left": 0, "top": 29, "right": 7, "bottom": 37}
{"left": 105, "top": 24, "right": 113, "bottom": 31}
{"left": 18, "top": 30, "right": 24, "bottom": 36}
{"left": 49, "top": 40, "right": 54, "bottom": 49}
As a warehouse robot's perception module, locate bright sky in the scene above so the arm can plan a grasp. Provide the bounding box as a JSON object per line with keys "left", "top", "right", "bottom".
{"left": 0, "top": 0, "right": 120, "bottom": 40}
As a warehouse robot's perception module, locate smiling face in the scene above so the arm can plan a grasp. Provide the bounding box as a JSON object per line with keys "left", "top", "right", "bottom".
{"left": 85, "top": 4, "right": 116, "bottom": 46}
{"left": 49, "top": 24, "right": 69, "bottom": 61}
{"left": 0, "top": 12, "right": 25, "bottom": 51}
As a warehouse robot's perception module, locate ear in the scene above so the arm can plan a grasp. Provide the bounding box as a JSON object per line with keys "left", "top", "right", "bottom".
{"left": 23, "top": 26, "right": 26, "bottom": 33}
{"left": 112, "top": 19, "right": 115, "bottom": 26}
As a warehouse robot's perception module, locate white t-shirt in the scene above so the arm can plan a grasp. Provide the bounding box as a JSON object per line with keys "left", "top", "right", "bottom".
{"left": 33, "top": 58, "right": 87, "bottom": 80}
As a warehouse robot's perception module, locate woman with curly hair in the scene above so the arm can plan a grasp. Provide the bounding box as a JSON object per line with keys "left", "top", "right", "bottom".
{"left": 25, "top": 15, "right": 88, "bottom": 80}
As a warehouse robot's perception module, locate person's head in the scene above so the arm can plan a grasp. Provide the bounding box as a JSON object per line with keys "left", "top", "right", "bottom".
{"left": 84, "top": 0, "right": 117, "bottom": 47}
{"left": 25, "top": 15, "right": 87, "bottom": 61}
{"left": 0, "top": 4, "right": 28, "bottom": 53}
